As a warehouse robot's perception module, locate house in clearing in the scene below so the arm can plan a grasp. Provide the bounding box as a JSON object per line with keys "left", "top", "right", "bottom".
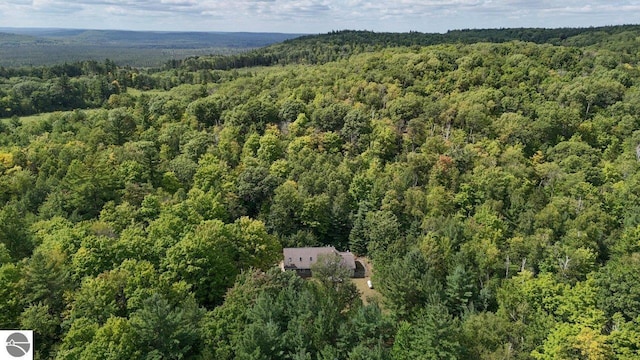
{"left": 282, "top": 246, "right": 360, "bottom": 277}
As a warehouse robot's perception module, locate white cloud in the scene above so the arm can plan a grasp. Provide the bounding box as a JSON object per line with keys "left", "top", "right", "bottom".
{"left": 0, "top": 0, "right": 639, "bottom": 33}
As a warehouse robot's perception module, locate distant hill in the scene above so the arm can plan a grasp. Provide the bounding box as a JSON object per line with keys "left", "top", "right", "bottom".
{"left": 0, "top": 28, "right": 303, "bottom": 67}
{"left": 175, "top": 25, "right": 640, "bottom": 71}
{"left": 0, "top": 32, "right": 59, "bottom": 46}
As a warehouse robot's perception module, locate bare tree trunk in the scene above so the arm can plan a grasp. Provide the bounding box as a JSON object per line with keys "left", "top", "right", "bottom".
{"left": 505, "top": 255, "right": 510, "bottom": 278}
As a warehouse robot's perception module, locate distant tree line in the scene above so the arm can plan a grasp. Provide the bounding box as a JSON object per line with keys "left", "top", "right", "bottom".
{"left": 167, "top": 25, "right": 640, "bottom": 71}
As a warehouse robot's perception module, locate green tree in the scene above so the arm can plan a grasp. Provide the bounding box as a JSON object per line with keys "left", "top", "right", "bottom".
{"left": 20, "top": 303, "right": 61, "bottom": 359}
{"left": 595, "top": 254, "right": 640, "bottom": 321}
{"left": 445, "top": 264, "right": 475, "bottom": 317}
{"left": 375, "top": 249, "right": 440, "bottom": 319}
{"left": 0, "top": 202, "right": 32, "bottom": 260}
{"left": 106, "top": 107, "right": 137, "bottom": 145}
{"left": 391, "top": 302, "right": 463, "bottom": 360}
{"left": 163, "top": 220, "right": 237, "bottom": 307}
{"left": 279, "top": 97, "right": 307, "bottom": 123}
{"left": 186, "top": 96, "right": 222, "bottom": 127}
{"left": 24, "top": 248, "right": 68, "bottom": 314}
{"left": 236, "top": 158, "right": 279, "bottom": 216}
{"left": 0, "top": 263, "right": 24, "bottom": 328}
{"left": 311, "top": 252, "right": 354, "bottom": 288}
{"left": 129, "top": 292, "right": 204, "bottom": 359}
{"left": 267, "top": 180, "right": 304, "bottom": 237}
{"left": 78, "top": 317, "right": 138, "bottom": 360}
{"left": 230, "top": 217, "right": 281, "bottom": 271}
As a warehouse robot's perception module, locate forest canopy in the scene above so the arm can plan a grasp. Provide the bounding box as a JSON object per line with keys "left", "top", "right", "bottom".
{"left": 1, "top": 25, "right": 640, "bottom": 359}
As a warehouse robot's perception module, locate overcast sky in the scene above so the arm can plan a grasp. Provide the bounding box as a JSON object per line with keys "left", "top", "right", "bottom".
{"left": 1, "top": 0, "right": 639, "bottom": 34}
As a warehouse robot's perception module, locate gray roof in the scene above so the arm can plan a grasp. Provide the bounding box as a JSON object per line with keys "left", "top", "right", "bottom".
{"left": 338, "top": 251, "right": 356, "bottom": 270}
{"left": 283, "top": 246, "right": 356, "bottom": 270}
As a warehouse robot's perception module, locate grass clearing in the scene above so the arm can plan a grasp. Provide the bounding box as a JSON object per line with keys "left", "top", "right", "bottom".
{"left": 126, "top": 88, "right": 167, "bottom": 97}
{"left": 18, "top": 113, "right": 50, "bottom": 125}
{"left": 351, "top": 256, "right": 384, "bottom": 307}
{"left": 1, "top": 108, "right": 105, "bottom": 126}
{"left": 1, "top": 113, "right": 49, "bottom": 126}
{"left": 352, "top": 277, "right": 382, "bottom": 306}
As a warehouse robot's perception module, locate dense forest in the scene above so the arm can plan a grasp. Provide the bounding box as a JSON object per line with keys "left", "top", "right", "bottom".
{"left": 1, "top": 26, "right": 640, "bottom": 359}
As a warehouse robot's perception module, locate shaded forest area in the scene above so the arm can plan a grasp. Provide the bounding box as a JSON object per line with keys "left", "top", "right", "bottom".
{"left": 1, "top": 26, "right": 640, "bottom": 359}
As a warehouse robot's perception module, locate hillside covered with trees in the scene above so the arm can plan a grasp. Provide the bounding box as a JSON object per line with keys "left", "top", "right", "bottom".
{"left": 0, "top": 29, "right": 301, "bottom": 67}
{"left": 1, "top": 26, "right": 640, "bottom": 359}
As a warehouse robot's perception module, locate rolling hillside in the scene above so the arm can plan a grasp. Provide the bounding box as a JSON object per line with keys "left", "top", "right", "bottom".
{"left": 0, "top": 28, "right": 303, "bottom": 67}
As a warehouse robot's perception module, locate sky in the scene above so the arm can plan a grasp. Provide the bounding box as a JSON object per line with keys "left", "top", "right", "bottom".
{"left": 0, "top": 0, "right": 639, "bottom": 34}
